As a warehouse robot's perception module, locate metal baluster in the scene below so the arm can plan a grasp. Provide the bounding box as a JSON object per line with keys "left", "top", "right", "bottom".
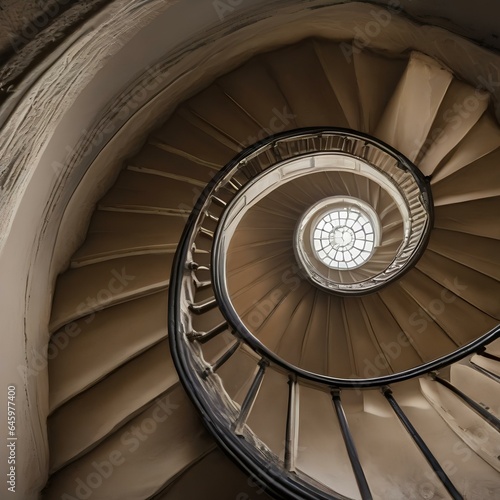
{"left": 477, "top": 349, "right": 500, "bottom": 363}
{"left": 382, "top": 386, "right": 463, "bottom": 500}
{"left": 212, "top": 195, "right": 227, "bottom": 208}
{"left": 205, "top": 212, "right": 219, "bottom": 223}
{"left": 234, "top": 360, "right": 268, "bottom": 435}
{"left": 469, "top": 359, "right": 500, "bottom": 383}
{"left": 189, "top": 297, "right": 218, "bottom": 314}
{"left": 285, "top": 375, "right": 299, "bottom": 472}
{"left": 186, "top": 322, "right": 229, "bottom": 343}
{"left": 331, "top": 389, "right": 372, "bottom": 500}
{"left": 199, "top": 226, "right": 214, "bottom": 239}
{"left": 229, "top": 178, "right": 243, "bottom": 191}
{"left": 187, "top": 262, "right": 209, "bottom": 272}
{"left": 202, "top": 340, "right": 241, "bottom": 379}
{"left": 431, "top": 374, "right": 500, "bottom": 431}
{"left": 200, "top": 322, "right": 229, "bottom": 344}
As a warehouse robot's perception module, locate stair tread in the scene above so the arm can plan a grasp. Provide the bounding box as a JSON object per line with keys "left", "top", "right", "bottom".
{"left": 435, "top": 195, "right": 500, "bottom": 239}
{"left": 263, "top": 40, "right": 349, "bottom": 128}
{"left": 432, "top": 146, "right": 500, "bottom": 206}
{"left": 50, "top": 254, "right": 172, "bottom": 332}
{"left": 48, "top": 341, "right": 177, "bottom": 472}
{"left": 420, "top": 377, "right": 500, "bottom": 473}
{"left": 418, "top": 78, "right": 488, "bottom": 175}
{"left": 49, "top": 291, "right": 168, "bottom": 411}
{"left": 427, "top": 229, "right": 500, "bottom": 281}
{"left": 375, "top": 52, "right": 453, "bottom": 162}
{"left": 43, "top": 387, "right": 214, "bottom": 500}
{"left": 353, "top": 49, "right": 407, "bottom": 134}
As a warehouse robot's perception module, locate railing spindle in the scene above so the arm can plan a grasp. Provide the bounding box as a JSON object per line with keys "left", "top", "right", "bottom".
{"left": 431, "top": 374, "right": 500, "bottom": 431}
{"left": 200, "top": 322, "right": 229, "bottom": 344}
{"left": 331, "top": 389, "right": 372, "bottom": 500}
{"left": 202, "top": 340, "right": 241, "bottom": 378}
{"left": 469, "top": 360, "right": 500, "bottom": 383}
{"left": 212, "top": 195, "right": 227, "bottom": 208}
{"left": 285, "top": 375, "right": 299, "bottom": 472}
{"left": 234, "top": 360, "right": 268, "bottom": 435}
{"left": 199, "top": 227, "right": 214, "bottom": 239}
{"left": 189, "top": 297, "right": 218, "bottom": 314}
{"left": 187, "top": 322, "right": 229, "bottom": 343}
{"left": 382, "top": 387, "right": 463, "bottom": 500}
{"left": 477, "top": 349, "right": 500, "bottom": 363}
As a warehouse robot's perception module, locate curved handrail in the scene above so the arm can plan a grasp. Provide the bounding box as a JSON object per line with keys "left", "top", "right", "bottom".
{"left": 168, "top": 166, "right": 346, "bottom": 500}
{"left": 168, "top": 127, "right": 500, "bottom": 500}
{"left": 208, "top": 128, "right": 497, "bottom": 387}
{"left": 172, "top": 126, "right": 500, "bottom": 387}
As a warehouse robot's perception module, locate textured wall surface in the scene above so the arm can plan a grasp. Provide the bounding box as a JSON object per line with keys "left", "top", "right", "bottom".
{"left": 2, "top": 0, "right": 500, "bottom": 65}
{"left": 0, "top": 0, "right": 113, "bottom": 99}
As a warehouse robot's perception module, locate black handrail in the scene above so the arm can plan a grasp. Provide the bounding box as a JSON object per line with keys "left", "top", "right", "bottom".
{"left": 212, "top": 127, "right": 434, "bottom": 299}
{"left": 169, "top": 131, "right": 360, "bottom": 500}
{"left": 207, "top": 128, "right": 500, "bottom": 388}
{"left": 175, "top": 127, "right": 500, "bottom": 388}
{"left": 168, "top": 127, "right": 500, "bottom": 500}
{"left": 209, "top": 289, "right": 500, "bottom": 388}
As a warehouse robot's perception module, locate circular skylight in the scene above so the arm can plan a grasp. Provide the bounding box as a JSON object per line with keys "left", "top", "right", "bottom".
{"left": 293, "top": 196, "right": 382, "bottom": 282}
{"left": 312, "top": 208, "right": 375, "bottom": 269}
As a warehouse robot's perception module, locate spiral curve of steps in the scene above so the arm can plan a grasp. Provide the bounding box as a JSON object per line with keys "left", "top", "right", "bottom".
{"left": 43, "top": 39, "right": 500, "bottom": 500}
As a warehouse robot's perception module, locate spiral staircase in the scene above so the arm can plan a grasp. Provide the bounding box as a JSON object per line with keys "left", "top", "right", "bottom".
{"left": 34, "top": 36, "right": 500, "bottom": 500}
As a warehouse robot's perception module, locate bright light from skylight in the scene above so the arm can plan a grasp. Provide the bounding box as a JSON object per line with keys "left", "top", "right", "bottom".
{"left": 312, "top": 208, "right": 375, "bottom": 269}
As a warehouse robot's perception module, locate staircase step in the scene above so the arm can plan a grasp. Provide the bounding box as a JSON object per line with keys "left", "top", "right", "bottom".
{"left": 48, "top": 340, "right": 177, "bottom": 472}
{"left": 49, "top": 291, "right": 168, "bottom": 411}
{"left": 43, "top": 387, "right": 214, "bottom": 500}
{"left": 50, "top": 254, "right": 172, "bottom": 332}
{"left": 420, "top": 377, "right": 500, "bottom": 473}
{"left": 451, "top": 362, "right": 500, "bottom": 419}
